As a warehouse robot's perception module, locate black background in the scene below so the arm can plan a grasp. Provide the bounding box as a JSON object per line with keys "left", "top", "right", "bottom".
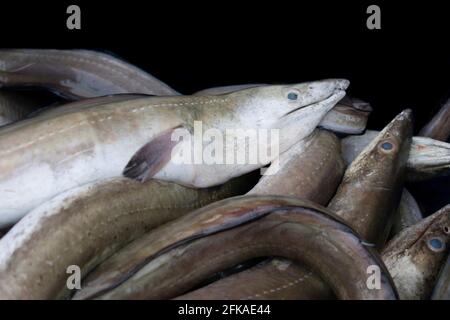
{"left": 1, "top": 300, "right": 446, "bottom": 318}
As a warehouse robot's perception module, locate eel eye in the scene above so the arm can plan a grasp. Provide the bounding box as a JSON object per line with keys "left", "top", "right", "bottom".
{"left": 378, "top": 139, "right": 396, "bottom": 153}
{"left": 381, "top": 142, "right": 393, "bottom": 150}
{"left": 287, "top": 92, "right": 298, "bottom": 101}
{"left": 427, "top": 237, "right": 445, "bottom": 252}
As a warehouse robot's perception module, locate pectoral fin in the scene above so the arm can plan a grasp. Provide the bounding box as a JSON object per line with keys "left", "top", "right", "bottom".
{"left": 123, "top": 126, "right": 184, "bottom": 182}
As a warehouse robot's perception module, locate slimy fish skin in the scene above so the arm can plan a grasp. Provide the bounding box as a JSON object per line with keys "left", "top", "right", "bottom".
{"left": 431, "top": 256, "right": 450, "bottom": 300}
{"left": 195, "top": 85, "right": 371, "bottom": 135}
{"left": 0, "top": 49, "right": 179, "bottom": 99}
{"left": 0, "top": 174, "right": 256, "bottom": 299}
{"left": 342, "top": 130, "right": 450, "bottom": 181}
{"left": 73, "top": 196, "right": 397, "bottom": 300}
{"left": 248, "top": 129, "right": 345, "bottom": 204}
{"left": 179, "top": 111, "right": 412, "bottom": 300}
{"left": 0, "top": 91, "right": 49, "bottom": 127}
{"left": 382, "top": 205, "right": 450, "bottom": 300}
{"left": 419, "top": 97, "right": 450, "bottom": 141}
{"left": 0, "top": 79, "right": 348, "bottom": 227}
{"left": 391, "top": 189, "right": 423, "bottom": 236}
{"left": 329, "top": 110, "right": 413, "bottom": 247}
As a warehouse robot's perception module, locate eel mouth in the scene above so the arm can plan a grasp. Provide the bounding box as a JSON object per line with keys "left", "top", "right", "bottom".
{"left": 335, "top": 96, "right": 373, "bottom": 114}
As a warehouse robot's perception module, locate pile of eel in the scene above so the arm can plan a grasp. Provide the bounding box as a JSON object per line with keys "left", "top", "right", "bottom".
{"left": 0, "top": 49, "right": 448, "bottom": 300}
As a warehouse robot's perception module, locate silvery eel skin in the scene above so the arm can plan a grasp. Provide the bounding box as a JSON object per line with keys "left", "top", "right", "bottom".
{"left": 0, "top": 174, "right": 256, "bottom": 299}
{"left": 328, "top": 110, "right": 413, "bottom": 247}
{"left": 0, "top": 49, "right": 179, "bottom": 99}
{"left": 189, "top": 198, "right": 447, "bottom": 301}
{"left": 248, "top": 129, "right": 345, "bottom": 203}
{"left": 179, "top": 129, "right": 344, "bottom": 300}
{"left": 182, "top": 203, "right": 449, "bottom": 301}
{"left": 0, "top": 79, "right": 348, "bottom": 227}
{"left": 382, "top": 205, "right": 450, "bottom": 300}
{"left": 414, "top": 102, "right": 450, "bottom": 300}
{"left": 75, "top": 196, "right": 328, "bottom": 300}
{"left": 73, "top": 196, "right": 397, "bottom": 300}
{"left": 0, "top": 91, "right": 46, "bottom": 127}
{"left": 419, "top": 97, "right": 450, "bottom": 141}
{"left": 195, "top": 85, "right": 371, "bottom": 135}
{"left": 391, "top": 189, "right": 423, "bottom": 235}
{"left": 318, "top": 96, "right": 372, "bottom": 134}
{"left": 80, "top": 119, "right": 405, "bottom": 300}
{"left": 342, "top": 130, "right": 450, "bottom": 181}
{"left": 176, "top": 258, "right": 333, "bottom": 300}
{"left": 178, "top": 110, "right": 412, "bottom": 300}
{"left": 431, "top": 255, "right": 450, "bottom": 300}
